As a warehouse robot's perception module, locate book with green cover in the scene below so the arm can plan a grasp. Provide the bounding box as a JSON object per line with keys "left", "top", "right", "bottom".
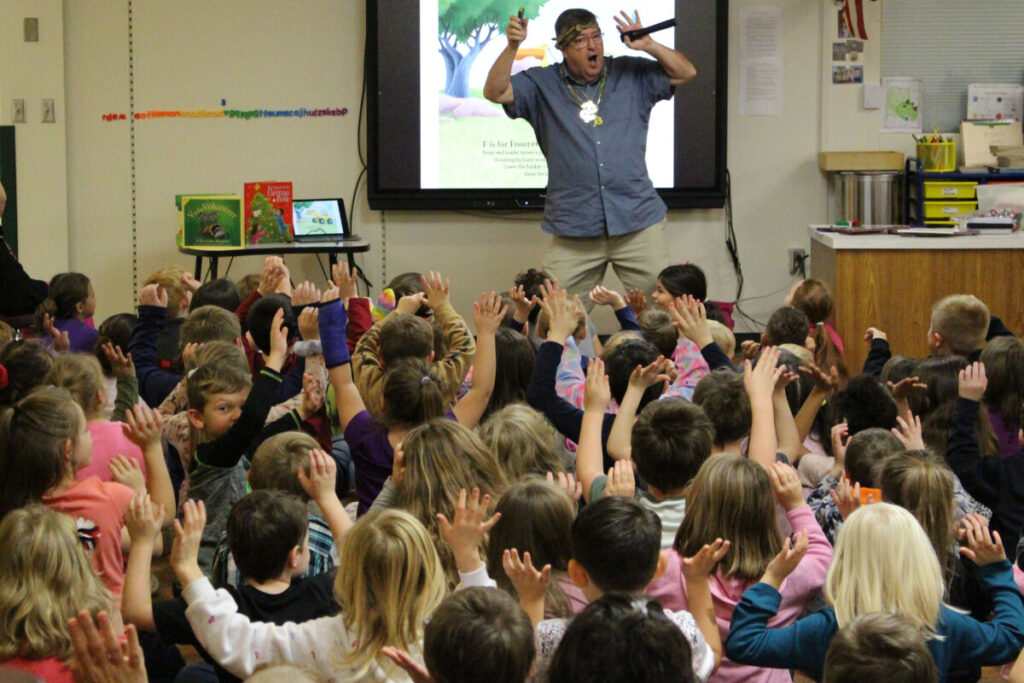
{"left": 180, "top": 195, "right": 244, "bottom": 249}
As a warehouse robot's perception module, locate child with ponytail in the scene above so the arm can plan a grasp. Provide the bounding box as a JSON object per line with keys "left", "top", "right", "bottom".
{"left": 35, "top": 272, "right": 98, "bottom": 353}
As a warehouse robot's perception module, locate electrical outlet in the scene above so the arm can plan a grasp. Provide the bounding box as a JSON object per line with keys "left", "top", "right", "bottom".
{"left": 788, "top": 248, "right": 807, "bottom": 276}
{"left": 12, "top": 99, "right": 25, "bottom": 124}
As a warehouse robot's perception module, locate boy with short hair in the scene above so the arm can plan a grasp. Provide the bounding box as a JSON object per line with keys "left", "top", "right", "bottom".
{"left": 123, "top": 454, "right": 348, "bottom": 683}
{"left": 181, "top": 309, "right": 321, "bottom": 574}
{"left": 211, "top": 431, "right": 339, "bottom": 587}
{"left": 507, "top": 496, "right": 720, "bottom": 681}
{"left": 353, "top": 270, "right": 475, "bottom": 415}
{"left": 143, "top": 265, "right": 193, "bottom": 368}
{"left": 929, "top": 294, "right": 990, "bottom": 359}
{"left": 823, "top": 612, "right": 937, "bottom": 683}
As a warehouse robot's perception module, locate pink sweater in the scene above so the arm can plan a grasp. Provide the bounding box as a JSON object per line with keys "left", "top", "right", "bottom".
{"left": 647, "top": 505, "right": 832, "bottom": 683}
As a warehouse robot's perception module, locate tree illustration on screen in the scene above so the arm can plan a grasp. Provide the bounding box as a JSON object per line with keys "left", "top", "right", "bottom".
{"left": 439, "top": 0, "right": 544, "bottom": 98}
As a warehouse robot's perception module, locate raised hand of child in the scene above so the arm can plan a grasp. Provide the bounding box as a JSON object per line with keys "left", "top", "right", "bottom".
{"left": 396, "top": 291, "right": 428, "bottom": 315}
{"left": 959, "top": 362, "right": 988, "bottom": 402}
{"left": 830, "top": 422, "right": 849, "bottom": 467}
{"left": 762, "top": 531, "right": 809, "bottom": 589}
{"left": 830, "top": 475, "right": 867, "bottom": 520}
{"left": 588, "top": 285, "right": 626, "bottom": 310}
{"left": 627, "top": 288, "right": 647, "bottom": 314}
{"left": 101, "top": 343, "right": 135, "bottom": 377}
{"left": 110, "top": 455, "right": 146, "bottom": 496}
{"left": 583, "top": 357, "right": 611, "bottom": 413}
{"left": 180, "top": 342, "right": 201, "bottom": 370}
{"left": 502, "top": 548, "right": 551, "bottom": 604}
{"left": 744, "top": 346, "right": 784, "bottom": 404}
{"left": 298, "top": 306, "right": 320, "bottom": 342}
{"left": 421, "top": 270, "right": 451, "bottom": 310}
{"left": 604, "top": 459, "right": 636, "bottom": 498}
{"left": 123, "top": 404, "right": 164, "bottom": 449}
{"left": 297, "top": 448, "right": 338, "bottom": 505}
{"left": 768, "top": 462, "right": 805, "bottom": 511}
{"left": 886, "top": 376, "right": 927, "bottom": 404}
{"left": 959, "top": 513, "right": 1005, "bottom": 566}
{"left": 43, "top": 313, "right": 70, "bottom": 353}
{"left": 629, "top": 355, "right": 671, "bottom": 392}
{"left": 863, "top": 326, "right": 888, "bottom": 342}
{"left": 331, "top": 262, "right": 360, "bottom": 302}
{"left": 546, "top": 470, "right": 583, "bottom": 502}
{"left": 681, "top": 538, "right": 730, "bottom": 579}
{"left": 266, "top": 308, "right": 289, "bottom": 371}
{"left": 170, "top": 499, "right": 207, "bottom": 587}
{"left": 670, "top": 294, "right": 713, "bottom": 348}
{"left": 125, "top": 491, "right": 164, "bottom": 543}
{"left": 69, "top": 609, "right": 147, "bottom": 683}
{"left": 179, "top": 271, "right": 202, "bottom": 294}
{"left": 297, "top": 372, "right": 324, "bottom": 419}
{"left": 509, "top": 284, "right": 533, "bottom": 323}
{"left": 473, "top": 291, "right": 508, "bottom": 336}
{"left": 380, "top": 647, "right": 433, "bottom": 683}
{"left": 321, "top": 283, "right": 340, "bottom": 304}
{"left": 257, "top": 256, "right": 287, "bottom": 297}
{"left": 891, "top": 409, "right": 925, "bottom": 451}
{"left": 774, "top": 366, "right": 800, "bottom": 395}
{"left": 392, "top": 442, "right": 407, "bottom": 488}
{"left": 740, "top": 339, "right": 761, "bottom": 361}
{"left": 800, "top": 362, "right": 840, "bottom": 394}
{"left": 437, "top": 487, "right": 500, "bottom": 574}
{"left": 538, "top": 284, "right": 580, "bottom": 343}
{"left": 138, "top": 284, "right": 168, "bottom": 308}
{"left": 291, "top": 281, "right": 321, "bottom": 308}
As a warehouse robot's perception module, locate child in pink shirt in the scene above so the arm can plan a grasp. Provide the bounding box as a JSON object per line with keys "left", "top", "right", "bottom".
{"left": 648, "top": 457, "right": 832, "bottom": 683}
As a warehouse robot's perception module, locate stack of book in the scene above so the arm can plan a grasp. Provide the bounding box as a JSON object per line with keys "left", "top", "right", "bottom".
{"left": 989, "top": 145, "right": 1024, "bottom": 171}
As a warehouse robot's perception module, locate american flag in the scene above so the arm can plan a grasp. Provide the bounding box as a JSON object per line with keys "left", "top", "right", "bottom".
{"left": 840, "top": 0, "right": 877, "bottom": 41}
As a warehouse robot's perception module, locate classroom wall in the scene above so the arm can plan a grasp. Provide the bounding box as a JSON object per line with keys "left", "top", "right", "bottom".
{"left": 4, "top": 1, "right": 891, "bottom": 333}
{"left": 0, "top": 0, "right": 68, "bottom": 277}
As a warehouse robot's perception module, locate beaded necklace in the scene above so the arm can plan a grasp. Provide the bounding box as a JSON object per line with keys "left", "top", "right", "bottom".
{"left": 562, "top": 63, "right": 607, "bottom": 127}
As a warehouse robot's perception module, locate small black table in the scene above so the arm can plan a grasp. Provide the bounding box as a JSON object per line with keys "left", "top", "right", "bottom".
{"left": 179, "top": 237, "right": 372, "bottom": 286}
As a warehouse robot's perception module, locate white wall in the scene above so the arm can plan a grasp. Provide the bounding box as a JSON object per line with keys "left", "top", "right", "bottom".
{"left": 0, "top": 1, "right": 68, "bottom": 277}
{"left": 3, "top": 1, "right": 890, "bottom": 333}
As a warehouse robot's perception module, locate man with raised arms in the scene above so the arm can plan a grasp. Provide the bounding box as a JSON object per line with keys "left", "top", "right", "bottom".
{"left": 484, "top": 7, "right": 695, "bottom": 303}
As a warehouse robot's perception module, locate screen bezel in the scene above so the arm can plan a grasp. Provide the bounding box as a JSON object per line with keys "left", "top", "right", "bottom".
{"left": 365, "top": 0, "right": 728, "bottom": 211}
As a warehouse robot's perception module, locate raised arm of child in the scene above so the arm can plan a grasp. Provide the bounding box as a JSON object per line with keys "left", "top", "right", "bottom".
{"left": 794, "top": 363, "right": 839, "bottom": 445}
{"left": 503, "top": 548, "right": 551, "bottom": 628}
{"left": 578, "top": 358, "right": 611, "bottom": 503}
{"left": 332, "top": 263, "right": 372, "bottom": 352}
{"left": 744, "top": 347, "right": 784, "bottom": 469}
{"left": 101, "top": 342, "right": 139, "bottom": 424}
{"left": 124, "top": 404, "right": 175, "bottom": 518}
{"left": 947, "top": 362, "right": 1002, "bottom": 509}
{"left": 606, "top": 356, "right": 670, "bottom": 460}
{"left": 298, "top": 448, "right": 352, "bottom": 544}
{"left": 352, "top": 290, "right": 428, "bottom": 405}
{"left": 320, "top": 288, "right": 366, "bottom": 431}
{"left": 681, "top": 538, "right": 731, "bottom": 673}
{"left": 452, "top": 291, "right": 506, "bottom": 428}
{"left": 130, "top": 284, "right": 181, "bottom": 406}
{"left": 861, "top": 326, "right": 891, "bottom": 377}
{"left": 671, "top": 295, "right": 735, "bottom": 372}
{"left": 772, "top": 367, "right": 804, "bottom": 463}
{"left": 422, "top": 271, "right": 477, "bottom": 393}
{"left": 122, "top": 493, "right": 164, "bottom": 631}
{"left": 437, "top": 487, "right": 501, "bottom": 586}
{"left": 589, "top": 285, "right": 641, "bottom": 331}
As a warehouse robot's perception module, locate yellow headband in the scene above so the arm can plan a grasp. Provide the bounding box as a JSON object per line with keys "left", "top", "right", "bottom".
{"left": 555, "top": 21, "right": 600, "bottom": 49}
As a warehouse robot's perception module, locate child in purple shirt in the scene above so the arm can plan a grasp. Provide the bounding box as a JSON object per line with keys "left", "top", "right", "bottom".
{"left": 36, "top": 272, "right": 98, "bottom": 353}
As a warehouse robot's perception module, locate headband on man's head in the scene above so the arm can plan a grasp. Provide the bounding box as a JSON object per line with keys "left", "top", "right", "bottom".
{"left": 555, "top": 21, "right": 600, "bottom": 49}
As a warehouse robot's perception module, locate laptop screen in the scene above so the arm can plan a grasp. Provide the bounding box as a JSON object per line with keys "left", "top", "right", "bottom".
{"left": 292, "top": 199, "right": 349, "bottom": 238}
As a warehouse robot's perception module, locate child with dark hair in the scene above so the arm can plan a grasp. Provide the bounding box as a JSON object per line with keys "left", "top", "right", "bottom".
{"left": 547, "top": 594, "right": 699, "bottom": 683}
{"left": 191, "top": 277, "right": 241, "bottom": 312}
{"left": 520, "top": 496, "right": 720, "bottom": 681}
{"left": 762, "top": 306, "right": 810, "bottom": 348}
{"left": 785, "top": 278, "right": 847, "bottom": 382}
{"left": 383, "top": 588, "right": 537, "bottom": 683}
{"left": 823, "top": 612, "right": 937, "bottom": 683}
{"left": 578, "top": 355, "right": 714, "bottom": 548}
{"left": 834, "top": 373, "right": 898, "bottom": 434}
{"left": 694, "top": 369, "right": 750, "bottom": 451}
{"left": 979, "top": 336, "right": 1024, "bottom": 457}
{"left": 210, "top": 431, "right": 340, "bottom": 588}
{"left": 35, "top": 271, "right": 98, "bottom": 352}
{"left": 123, "top": 453, "right": 348, "bottom": 683}
{"left": 0, "top": 339, "right": 52, "bottom": 407}
{"left": 94, "top": 312, "right": 140, "bottom": 419}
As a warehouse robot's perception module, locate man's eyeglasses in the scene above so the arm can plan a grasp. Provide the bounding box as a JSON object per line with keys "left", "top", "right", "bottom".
{"left": 571, "top": 31, "right": 603, "bottom": 49}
